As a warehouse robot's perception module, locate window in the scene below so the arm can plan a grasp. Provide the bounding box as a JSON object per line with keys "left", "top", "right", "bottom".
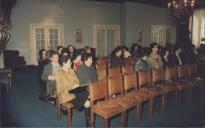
{"left": 31, "top": 24, "right": 64, "bottom": 64}
{"left": 93, "top": 24, "right": 120, "bottom": 56}
{"left": 192, "top": 9, "right": 205, "bottom": 47}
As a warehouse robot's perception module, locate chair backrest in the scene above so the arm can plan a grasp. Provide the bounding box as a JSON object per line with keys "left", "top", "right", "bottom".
{"left": 96, "top": 61, "right": 108, "bottom": 71}
{"left": 188, "top": 64, "right": 198, "bottom": 77}
{"left": 108, "top": 76, "right": 124, "bottom": 98}
{"left": 123, "top": 57, "right": 132, "bottom": 66}
{"left": 152, "top": 68, "right": 165, "bottom": 84}
{"left": 123, "top": 72, "right": 138, "bottom": 93}
{"left": 108, "top": 67, "right": 121, "bottom": 78}
{"left": 137, "top": 70, "right": 152, "bottom": 88}
{"left": 177, "top": 65, "right": 188, "bottom": 79}
{"left": 89, "top": 80, "right": 109, "bottom": 104}
{"left": 165, "top": 67, "right": 178, "bottom": 81}
{"left": 97, "top": 69, "right": 107, "bottom": 81}
{"left": 121, "top": 65, "right": 134, "bottom": 74}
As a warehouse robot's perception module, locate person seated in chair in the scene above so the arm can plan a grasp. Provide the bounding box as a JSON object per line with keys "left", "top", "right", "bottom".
{"left": 135, "top": 49, "right": 151, "bottom": 71}
{"left": 41, "top": 51, "right": 60, "bottom": 104}
{"left": 110, "top": 46, "right": 125, "bottom": 68}
{"left": 148, "top": 42, "right": 163, "bottom": 69}
{"left": 55, "top": 55, "right": 90, "bottom": 112}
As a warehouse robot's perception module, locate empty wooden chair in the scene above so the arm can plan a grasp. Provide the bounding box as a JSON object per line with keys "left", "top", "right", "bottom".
{"left": 108, "top": 76, "right": 136, "bottom": 126}
{"left": 108, "top": 67, "right": 121, "bottom": 78}
{"left": 137, "top": 69, "right": 164, "bottom": 114}
{"left": 123, "top": 57, "right": 132, "bottom": 66}
{"left": 89, "top": 80, "right": 125, "bottom": 128}
{"left": 121, "top": 65, "right": 134, "bottom": 74}
{"left": 123, "top": 72, "right": 152, "bottom": 122}
{"left": 96, "top": 60, "right": 108, "bottom": 71}
{"left": 97, "top": 69, "right": 107, "bottom": 80}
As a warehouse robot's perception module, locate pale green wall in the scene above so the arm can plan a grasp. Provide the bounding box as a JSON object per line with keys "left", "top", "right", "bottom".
{"left": 7, "top": 0, "right": 176, "bottom": 64}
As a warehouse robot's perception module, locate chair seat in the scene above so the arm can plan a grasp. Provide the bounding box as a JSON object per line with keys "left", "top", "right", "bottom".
{"left": 125, "top": 90, "right": 152, "bottom": 103}
{"left": 94, "top": 101, "right": 124, "bottom": 119}
{"left": 160, "top": 84, "right": 177, "bottom": 93}
{"left": 141, "top": 86, "right": 164, "bottom": 97}
{"left": 175, "top": 81, "right": 192, "bottom": 90}
{"left": 110, "top": 96, "right": 136, "bottom": 109}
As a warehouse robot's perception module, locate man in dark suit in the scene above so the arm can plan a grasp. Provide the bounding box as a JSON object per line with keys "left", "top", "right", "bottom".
{"left": 171, "top": 46, "right": 185, "bottom": 66}
{"left": 41, "top": 50, "right": 60, "bottom": 103}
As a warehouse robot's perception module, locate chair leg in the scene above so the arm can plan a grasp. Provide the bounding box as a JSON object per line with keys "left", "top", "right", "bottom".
{"left": 136, "top": 103, "right": 142, "bottom": 122}
{"left": 121, "top": 111, "right": 127, "bottom": 127}
{"left": 90, "top": 110, "right": 95, "bottom": 128}
{"left": 162, "top": 94, "right": 168, "bottom": 111}
{"left": 6, "top": 83, "right": 9, "bottom": 95}
{"left": 149, "top": 98, "right": 155, "bottom": 115}
{"left": 175, "top": 90, "right": 181, "bottom": 104}
{"left": 188, "top": 88, "right": 192, "bottom": 103}
{"left": 67, "top": 107, "right": 73, "bottom": 128}
{"left": 56, "top": 100, "right": 61, "bottom": 120}
{"left": 104, "top": 119, "right": 109, "bottom": 128}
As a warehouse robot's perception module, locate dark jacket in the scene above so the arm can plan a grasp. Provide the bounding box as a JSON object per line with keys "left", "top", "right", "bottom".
{"left": 171, "top": 53, "right": 185, "bottom": 66}
{"left": 76, "top": 64, "right": 98, "bottom": 85}
{"left": 110, "top": 55, "right": 124, "bottom": 68}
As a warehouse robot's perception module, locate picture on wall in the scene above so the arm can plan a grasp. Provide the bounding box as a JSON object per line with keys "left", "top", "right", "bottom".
{"left": 75, "top": 28, "right": 83, "bottom": 43}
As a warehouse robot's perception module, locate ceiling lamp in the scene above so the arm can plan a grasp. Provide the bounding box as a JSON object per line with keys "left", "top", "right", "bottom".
{"left": 168, "top": 0, "right": 197, "bottom": 18}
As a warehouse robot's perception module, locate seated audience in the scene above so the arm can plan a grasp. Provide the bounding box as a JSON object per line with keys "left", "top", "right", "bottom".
{"left": 67, "top": 45, "right": 75, "bottom": 59}
{"left": 130, "top": 43, "right": 141, "bottom": 58}
{"left": 148, "top": 42, "right": 163, "bottom": 69}
{"left": 110, "top": 46, "right": 124, "bottom": 68}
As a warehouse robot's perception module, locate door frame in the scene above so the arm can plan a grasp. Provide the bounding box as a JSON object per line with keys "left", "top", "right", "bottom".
{"left": 93, "top": 24, "right": 120, "bottom": 56}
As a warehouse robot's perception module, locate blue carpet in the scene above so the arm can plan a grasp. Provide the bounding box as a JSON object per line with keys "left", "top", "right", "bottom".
{"left": 1, "top": 65, "right": 205, "bottom": 127}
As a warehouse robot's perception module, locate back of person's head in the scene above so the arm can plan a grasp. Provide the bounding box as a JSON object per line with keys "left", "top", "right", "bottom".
{"left": 139, "top": 48, "right": 149, "bottom": 58}
{"left": 72, "top": 51, "right": 82, "bottom": 61}
{"left": 49, "top": 50, "right": 58, "bottom": 58}
{"left": 150, "top": 42, "right": 158, "bottom": 49}
{"left": 61, "top": 48, "right": 68, "bottom": 56}
{"left": 59, "top": 55, "right": 71, "bottom": 66}
{"left": 82, "top": 53, "right": 93, "bottom": 62}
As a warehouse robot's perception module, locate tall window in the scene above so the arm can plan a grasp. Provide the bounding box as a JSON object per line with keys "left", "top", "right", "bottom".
{"left": 192, "top": 9, "right": 205, "bottom": 47}
{"left": 93, "top": 24, "right": 120, "bottom": 56}
{"left": 31, "top": 24, "right": 64, "bottom": 64}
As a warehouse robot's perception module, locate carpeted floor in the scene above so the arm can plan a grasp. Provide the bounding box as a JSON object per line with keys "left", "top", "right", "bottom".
{"left": 1, "top": 65, "right": 205, "bottom": 127}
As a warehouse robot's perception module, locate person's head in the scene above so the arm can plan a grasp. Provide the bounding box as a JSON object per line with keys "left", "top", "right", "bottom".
{"left": 60, "top": 55, "right": 72, "bottom": 69}
{"left": 139, "top": 49, "right": 149, "bottom": 61}
{"left": 84, "top": 46, "right": 92, "bottom": 54}
{"left": 57, "top": 46, "right": 63, "bottom": 55}
{"left": 114, "top": 46, "right": 123, "bottom": 57}
{"left": 150, "top": 42, "right": 159, "bottom": 53}
{"left": 49, "top": 50, "right": 59, "bottom": 64}
{"left": 67, "top": 45, "right": 74, "bottom": 53}
{"left": 163, "top": 48, "right": 170, "bottom": 56}
{"left": 82, "top": 53, "right": 93, "bottom": 67}
{"left": 72, "top": 52, "right": 82, "bottom": 63}
{"left": 39, "top": 49, "right": 46, "bottom": 60}
{"left": 175, "top": 46, "right": 182, "bottom": 54}
{"left": 61, "top": 48, "right": 68, "bottom": 56}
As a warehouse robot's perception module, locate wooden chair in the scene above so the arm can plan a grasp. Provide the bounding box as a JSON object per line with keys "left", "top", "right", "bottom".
{"left": 97, "top": 69, "right": 107, "bottom": 81}
{"left": 175, "top": 65, "right": 193, "bottom": 103}
{"left": 137, "top": 70, "right": 164, "bottom": 114}
{"left": 108, "top": 67, "right": 121, "bottom": 78}
{"left": 56, "top": 95, "right": 74, "bottom": 128}
{"left": 108, "top": 76, "right": 136, "bottom": 126}
{"left": 164, "top": 67, "right": 178, "bottom": 106}
{"left": 123, "top": 57, "right": 132, "bottom": 66}
{"left": 123, "top": 72, "right": 152, "bottom": 122}
{"left": 0, "top": 68, "right": 12, "bottom": 94}
{"left": 89, "top": 80, "right": 125, "bottom": 128}
{"left": 121, "top": 65, "right": 134, "bottom": 74}
{"left": 96, "top": 60, "right": 108, "bottom": 71}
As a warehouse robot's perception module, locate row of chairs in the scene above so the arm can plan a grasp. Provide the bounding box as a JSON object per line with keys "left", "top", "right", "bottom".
{"left": 90, "top": 64, "right": 202, "bottom": 127}
{"left": 56, "top": 64, "right": 202, "bottom": 128}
